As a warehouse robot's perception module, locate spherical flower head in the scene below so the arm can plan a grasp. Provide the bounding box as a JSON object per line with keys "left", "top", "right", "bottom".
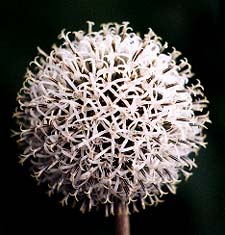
{"left": 14, "top": 21, "right": 210, "bottom": 215}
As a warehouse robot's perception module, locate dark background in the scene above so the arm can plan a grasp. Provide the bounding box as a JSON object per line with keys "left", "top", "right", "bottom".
{"left": 0, "top": 0, "right": 224, "bottom": 234}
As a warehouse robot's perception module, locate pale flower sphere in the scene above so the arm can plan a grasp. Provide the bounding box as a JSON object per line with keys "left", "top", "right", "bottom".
{"left": 14, "top": 21, "right": 210, "bottom": 215}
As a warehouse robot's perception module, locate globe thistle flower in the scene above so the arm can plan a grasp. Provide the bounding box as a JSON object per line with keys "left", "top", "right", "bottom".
{"left": 13, "top": 21, "right": 210, "bottom": 216}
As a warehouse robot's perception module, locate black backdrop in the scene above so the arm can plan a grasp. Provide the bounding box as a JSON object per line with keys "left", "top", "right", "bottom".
{"left": 0, "top": 0, "right": 224, "bottom": 234}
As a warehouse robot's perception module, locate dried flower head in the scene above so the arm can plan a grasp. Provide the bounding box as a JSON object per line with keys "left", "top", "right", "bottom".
{"left": 13, "top": 21, "right": 210, "bottom": 216}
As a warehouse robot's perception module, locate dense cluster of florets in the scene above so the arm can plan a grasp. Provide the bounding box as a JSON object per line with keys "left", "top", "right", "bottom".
{"left": 14, "top": 21, "right": 210, "bottom": 215}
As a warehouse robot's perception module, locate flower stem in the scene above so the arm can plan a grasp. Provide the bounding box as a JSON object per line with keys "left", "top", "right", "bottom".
{"left": 115, "top": 202, "right": 130, "bottom": 235}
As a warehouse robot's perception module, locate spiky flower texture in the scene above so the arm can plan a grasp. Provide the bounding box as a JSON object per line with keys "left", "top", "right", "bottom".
{"left": 14, "top": 22, "right": 210, "bottom": 215}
